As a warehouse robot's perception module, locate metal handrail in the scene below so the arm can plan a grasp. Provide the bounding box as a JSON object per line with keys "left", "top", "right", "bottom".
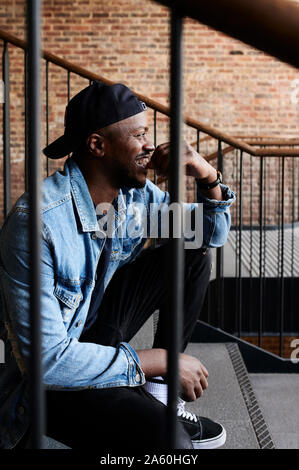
{"left": 192, "top": 137, "right": 299, "bottom": 148}
{"left": 205, "top": 146, "right": 299, "bottom": 162}
{"left": 243, "top": 139, "right": 299, "bottom": 146}
{"left": 255, "top": 148, "right": 299, "bottom": 156}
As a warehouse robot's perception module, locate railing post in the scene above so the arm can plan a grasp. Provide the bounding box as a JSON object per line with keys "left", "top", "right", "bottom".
{"left": 67, "top": 69, "right": 71, "bottom": 102}
{"left": 24, "top": 49, "right": 29, "bottom": 192}
{"left": 290, "top": 156, "right": 295, "bottom": 332}
{"left": 45, "top": 60, "right": 49, "bottom": 177}
{"left": 194, "top": 130, "right": 200, "bottom": 201}
{"left": 237, "top": 150, "right": 243, "bottom": 337}
{"left": 153, "top": 110, "right": 157, "bottom": 185}
{"left": 196, "top": 129, "right": 200, "bottom": 153}
{"left": 167, "top": 7, "right": 184, "bottom": 450}
{"left": 249, "top": 153, "right": 253, "bottom": 332}
{"left": 234, "top": 148, "right": 239, "bottom": 278}
{"left": 279, "top": 157, "right": 285, "bottom": 357}
{"left": 216, "top": 140, "right": 223, "bottom": 328}
{"left": 27, "top": 0, "right": 44, "bottom": 449}
{"left": 258, "top": 157, "right": 264, "bottom": 348}
{"left": 2, "top": 41, "right": 11, "bottom": 219}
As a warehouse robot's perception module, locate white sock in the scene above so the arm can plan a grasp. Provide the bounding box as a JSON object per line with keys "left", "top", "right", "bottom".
{"left": 144, "top": 376, "right": 168, "bottom": 405}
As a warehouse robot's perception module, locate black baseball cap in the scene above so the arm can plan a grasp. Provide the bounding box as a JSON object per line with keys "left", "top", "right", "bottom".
{"left": 43, "top": 81, "right": 147, "bottom": 159}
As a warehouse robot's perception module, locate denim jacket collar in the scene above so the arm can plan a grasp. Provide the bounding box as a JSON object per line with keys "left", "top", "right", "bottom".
{"left": 68, "top": 158, "right": 98, "bottom": 233}
{"left": 68, "top": 157, "right": 127, "bottom": 234}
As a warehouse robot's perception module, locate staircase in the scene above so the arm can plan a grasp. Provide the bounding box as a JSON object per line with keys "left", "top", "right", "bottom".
{"left": 44, "top": 337, "right": 299, "bottom": 449}
{"left": 1, "top": 20, "right": 299, "bottom": 450}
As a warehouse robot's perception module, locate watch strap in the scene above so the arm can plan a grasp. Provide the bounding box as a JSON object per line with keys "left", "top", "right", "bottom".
{"left": 196, "top": 170, "right": 222, "bottom": 190}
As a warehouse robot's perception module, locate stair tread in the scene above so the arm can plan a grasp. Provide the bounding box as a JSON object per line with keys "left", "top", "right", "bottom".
{"left": 250, "top": 373, "right": 299, "bottom": 449}
{"left": 185, "top": 343, "right": 260, "bottom": 449}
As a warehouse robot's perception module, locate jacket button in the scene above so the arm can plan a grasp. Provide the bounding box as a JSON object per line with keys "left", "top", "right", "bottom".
{"left": 76, "top": 320, "right": 82, "bottom": 327}
{"left": 135, "top": 373, "right": 141, "bottom": 383}
{"left": 18, "top": 406, "right": 25, "bottom": 416}
{"left": 91, "top": 233, "right": 97, "bottom": 240}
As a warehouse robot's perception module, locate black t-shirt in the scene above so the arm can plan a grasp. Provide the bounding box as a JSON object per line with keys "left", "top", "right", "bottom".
{"left": 82, "top": 234, "right": 113, "bottom": 334}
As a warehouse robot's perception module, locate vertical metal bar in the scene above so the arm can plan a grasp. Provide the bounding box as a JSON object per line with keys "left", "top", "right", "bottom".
{"left": 45, "top": 60, "right": 49, "bottom": 177}
{"left": 153, "top": 110, "right": 157, "bottom": 185}
{"left": 290, "top": 156, "right": 295, "bottom": 332}
{"left": 67, "top": 69, "right": 71, "bottom": 103}
{"left": 249, "top": 153, "right": 253, "bottom": 333}
{"left": 167, "top": 8, "right": 184, "bottom": 450}
{"left": 234, "top": 148, "right": 239, "bottom": 278}
{"left": 276, "top": 156, "right": 281, "bottom": 352}
{"left": 216, "top": 140, "right": 223, "bottom": 329}
{"left": 262, "top": 153, "right": 267, "bottom": 341}
{"left": 151, "top": 110, "right": 158, "bottom": 253}
{"left": 196, "top": 130, "right": 211, "bottom": 324}
{"left": 24, "top": 50, "right": 29, "bottom": 192}
{"left": 27, "top": 0, "right": 44, "bottom": 449}
{"left": 277, "top": 157, "right": 281, "bottom": 276}
{"left": 258, "top": 157, "right": 264, "bottom": 348}
{"left": 238, "top": 150, "right": 243, "bottom": 337}
{"left": 279, "top": 157, "right": 285, "bottom": 357}
{"left": 2, "top": 41, "right": 11, "bottom": 218}
{"left": 263, "top": 157, "right": 267, "bottom": 274}
{"left": 234, "top": 148, "right": 239, "bottom": 328}
{"left": 66, "top": 70, "right": 71, "bottom": 160}
{"left": 195, "top": 129, "right": 200, "bottom": 201}
{"left": 196, "top": 129, "right": 200, "bottom": 154}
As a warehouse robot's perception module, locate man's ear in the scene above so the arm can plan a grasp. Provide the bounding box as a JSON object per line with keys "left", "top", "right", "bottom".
{"left": 86, "top": 133, "right": 106, "bottom": 157}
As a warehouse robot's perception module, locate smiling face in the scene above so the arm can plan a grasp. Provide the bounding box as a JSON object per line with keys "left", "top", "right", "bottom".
{"left": 98, "top": 111, "right": 155, "bottom": 189}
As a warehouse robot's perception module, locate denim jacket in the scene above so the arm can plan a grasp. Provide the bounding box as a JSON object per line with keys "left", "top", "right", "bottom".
{"left": 0, "top": 157, "right": 235, "bottom": 448}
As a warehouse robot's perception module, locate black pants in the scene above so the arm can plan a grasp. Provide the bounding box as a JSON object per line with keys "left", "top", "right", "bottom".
{"left": 46, "top": 244, "right": 212, "bottom": 450}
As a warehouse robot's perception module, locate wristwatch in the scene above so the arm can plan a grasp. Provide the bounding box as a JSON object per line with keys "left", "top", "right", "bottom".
{"left": 196, "top": 170, "right": 222, "bottom": 190}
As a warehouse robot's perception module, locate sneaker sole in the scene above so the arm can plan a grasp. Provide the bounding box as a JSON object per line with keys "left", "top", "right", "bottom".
{"left": 192, "top": 427, "right": 226, "bottom": 450}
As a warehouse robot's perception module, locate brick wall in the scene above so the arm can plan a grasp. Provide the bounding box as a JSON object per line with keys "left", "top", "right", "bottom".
{"left": 0, "top": 0, "right": 299, "bottom": 221}
{"left": 242, "top": 335, "right": 299, "bottom": 360}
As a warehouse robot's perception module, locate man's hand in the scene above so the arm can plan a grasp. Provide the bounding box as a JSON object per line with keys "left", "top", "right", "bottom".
{"left": 179, "top": 353, "right": 208, "bottom": 402}
{"left": 147, "top": 141, "right": 215, "bottom": 180}
{"left": 147, "top": 141, "right": 223, "bottom": 200}
{"left": 136, "top": 348, "right": 209, "bottom": 402}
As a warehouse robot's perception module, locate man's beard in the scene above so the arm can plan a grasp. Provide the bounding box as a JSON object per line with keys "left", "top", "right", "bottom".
{"left": 114, "top": 164, "right": 147, "bottom": 189}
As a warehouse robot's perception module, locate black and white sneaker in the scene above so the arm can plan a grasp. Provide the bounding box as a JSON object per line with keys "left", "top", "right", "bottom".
{"left": 177, "top": 398, "right": 226, "bottom": 449}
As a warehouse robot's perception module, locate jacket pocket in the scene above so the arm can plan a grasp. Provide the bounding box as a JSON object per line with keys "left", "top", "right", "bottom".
{"left": 53, "top": 282, "right": 82, "bottom": 324}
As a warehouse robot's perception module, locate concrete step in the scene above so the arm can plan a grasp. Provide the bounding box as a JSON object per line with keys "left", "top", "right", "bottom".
{"left": 44, "top": 341, "right": 280, "bottom": 450}
{"left": 184, "top": 342, "right": 274, "bottom": 449}
{"left": 250, "top": 373, "right": 299, "bottom": 449}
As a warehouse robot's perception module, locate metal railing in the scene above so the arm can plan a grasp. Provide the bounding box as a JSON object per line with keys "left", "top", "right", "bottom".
{"left": 167, "top": 9, "right": 184, "bottom": 448}
{"left": 26, "top": 1, "right": 43, "bottom": 449}
{"left": 1, "top": 0, "right": 299, "bottom": 450}
{"left": 200, "top": 147, "right": 299, "bottom": 357}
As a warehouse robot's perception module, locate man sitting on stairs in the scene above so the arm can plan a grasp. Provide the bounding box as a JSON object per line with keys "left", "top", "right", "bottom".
{"left": 0, "top": 81, "right": 235, "bottom": 449}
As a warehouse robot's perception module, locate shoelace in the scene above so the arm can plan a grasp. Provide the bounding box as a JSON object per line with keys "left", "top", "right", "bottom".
{"left": 177, "top": 398, "right": 198, "bottom": 423}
